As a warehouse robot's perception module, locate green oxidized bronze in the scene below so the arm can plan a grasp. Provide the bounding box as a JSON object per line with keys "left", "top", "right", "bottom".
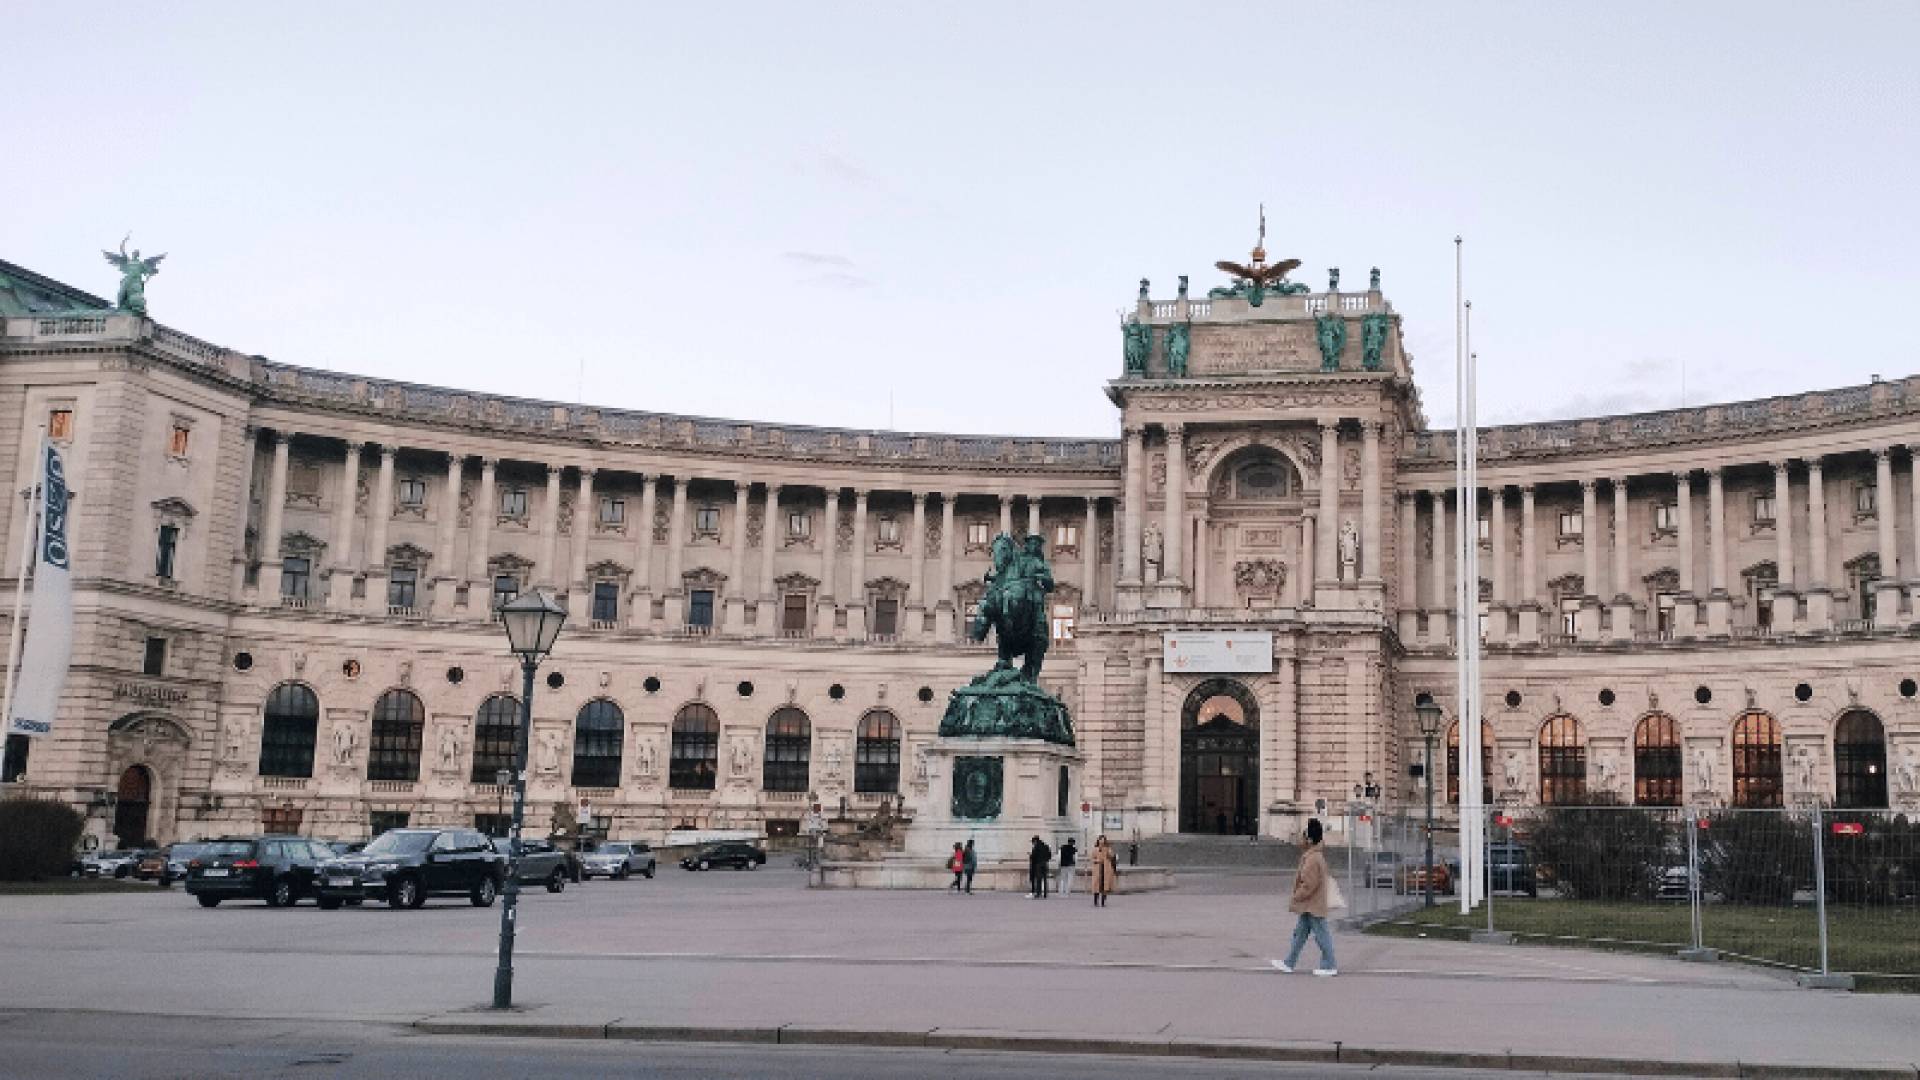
{"left": 1315, "top": 312, "right": 1347, "bottom": 371}
{"left": 102, "top": 235, "right": 165, "bottom": 316}
{"left": 951, "top": 756, "right": 1004, "bottom": 820}
{"left": 1122, "top": 321, "right": 1150, "bottom": 375}
{"left": 1361, "top": 313, "right": 1389, "bottom": 371}
{"left": 1165, "top": 323, "right": 1190, "bottom": 377}
{"left": 1208, "top": 204, "right": 1307, "bottom": 307}
{"left": 939, "top": 533, "right": 1075, "bottom": 746}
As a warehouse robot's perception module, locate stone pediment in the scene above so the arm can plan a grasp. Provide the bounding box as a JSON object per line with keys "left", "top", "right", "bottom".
{"left": 585, "top": 559, "right": 632, "bottom": 580}
{"left": 682, "top": 566, "right": 727, "bottom": 589}
{"left": 280, "top": 530, "right": 327, "bottom": 557}
{"left": 488, "top": 553, "right": 534, "bottom": 574}
{"left": 774, "top": 572, "right": 820, "bottom": 591}
{"left": 865, "top": 576, "right": 910, "bottom": 600}
{"left": 150, "top": 496, "right": 197, "bottom": 519}
{"left": 386, "top": 542, "right": 433, "bottom": 568}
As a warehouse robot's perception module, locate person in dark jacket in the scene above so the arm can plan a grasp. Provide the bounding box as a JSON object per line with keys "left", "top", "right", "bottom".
{"left": 962, "top": 838, "right": 977, "bottom": 894}
{"left": 1027, "top": 836, "right": 1052, "bottom": 898}
{"left": 1057, "top": 837, "right": 1078, "bottom": 897}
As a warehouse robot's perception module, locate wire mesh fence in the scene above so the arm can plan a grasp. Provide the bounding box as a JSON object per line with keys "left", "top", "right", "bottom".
{"left": 1370, "top": 803, "right": 1920, "bottom": 984}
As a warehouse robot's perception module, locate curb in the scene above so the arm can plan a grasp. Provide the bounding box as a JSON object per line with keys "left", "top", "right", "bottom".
{"left": 409, "top": 1017, "right": 1920, "bottom": 1078}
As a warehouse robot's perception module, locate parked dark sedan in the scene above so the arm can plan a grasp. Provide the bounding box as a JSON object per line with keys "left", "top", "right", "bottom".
{"left": 183, "top": 836, "right": 332, "bottom": 907}
{"left": 680, "top": 841, "right": 766, "bottom": 871}
{"left": 315, "top": 828, "right": 505, "bottom": 909}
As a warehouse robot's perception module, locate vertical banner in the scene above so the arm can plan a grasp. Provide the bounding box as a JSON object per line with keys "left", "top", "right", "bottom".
{"left": 8, "top": 441, "right": 72, "bottom": 738}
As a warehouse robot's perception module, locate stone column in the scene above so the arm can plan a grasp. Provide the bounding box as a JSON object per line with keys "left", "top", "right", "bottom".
{"left": 1027, "top": 494, "right": 1043, "bottom": 540}
{"left": 362, "top": 445, "right": 397, "bottom": 610}
{"left": 257, "top": 431, "right": 292, "bottom": 598}
{"left": 537, "top": 464, "right": 564, "bottom": 588}
{"left": 1082, "top": 497, "right": 1100, "bottom": 610}
{"left": 1361, "top": 421, "right": 1383, "bottom": 582}
{"left": 1316, "top": 420, "right": 1339, "bottom": 586}
{"left": 1299, "top": 512, "right": 1316, "bottom": 609}
{"left": 815, "top": 487, "right": 840, "bottom": 636}
{"left": 1673, "top": 471, "right": 1697, "bottom": 637}
{"left": 1610, "top": 476, "right": 1634, "bottom": 639}
{"left": 907, "top": 491, "right": 928, "bottom": 637}
{"left": 1488, "top": 486, "right": 1508, "bottom": 641}
{"left": 1805, "top": 457, "right": 1830, "bottom": 630}
{"left": 631, "top": 474, "right": 657, "bottom": 628}
{"left": 997, "top": 493, "right": 1012, "bottom": 537}
{"left": 1427, "top": 489, "right": 1449, "bottom": 612}
{"left": 1162, "top": 423, "right": 1186, "bottom": 590}
{"left": 1580, "top": 480, "right": 1600, "bottom": 599}
{"left": 847, "top": 489, "right": 870, "bottom": 638}
{"left": 1910, "top": 450, "right": 1920, "bottom": 622}
{"left": 936, "top": 493, "right": 958, "bottom": 639}
{"left": 663, "top": 477, "right": 688, "bottom": 629}
{"left": 432, "top": 454, "right": 462, "bottom": 615}
{"left": 1120, "top": 426, "right": 1145, "bottom": 594}
{"left": 329, "top": 442, "right": 362, "bottom": 607}
{"left": 756, "top": 483, "right": 781, "bottom": 635}
{"left": 231, "top": 426, "right": 260, "bottom": 598}
{"left": 1875, "top": 449, "right": 1901, "bottom": 627}
{"left": 724, "top": 480, "right": 751, "bottom": 632}
{"left": 570, "top": 468, "right": 595, "bottom": 591}
{"left": 468, "top": 457, "right": 496, "bottom": 587}
{"left": 1517, "top": 485, "right": 1540, "bottom": 643}
{"left": 1397, "top": 493, "right": 1420, "bottom": 640}
{"left": 1706, "top": 467, "right": 1730, "bottom": 635}
{"left": 1773, "top": 460, "right": 1796, "bottom": 629}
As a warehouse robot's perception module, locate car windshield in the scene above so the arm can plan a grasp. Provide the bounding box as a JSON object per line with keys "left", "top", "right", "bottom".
{"left": 599, "top": 843, "right": 630, "bottom": 854}
{"left": 361, "top": 832, "right": 435, "bottom": 856}
{"left": 202, "top": 841, "right": 252, "bottom": 858}
{"left": 170, "top": 845, "right": 206, "bottom": 859}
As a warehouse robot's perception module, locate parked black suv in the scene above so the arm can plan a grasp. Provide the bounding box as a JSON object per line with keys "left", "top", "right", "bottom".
{"left": 679, "top": 841, "right": 766, "bottom": 871}
{"left": 315, "top": 828, "right": 506, "bottom": 909}
{"left": 184, "top": 836, "right": 333, "bottom": 908}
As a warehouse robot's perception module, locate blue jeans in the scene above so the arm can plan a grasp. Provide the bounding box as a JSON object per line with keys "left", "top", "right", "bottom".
{"left": 1284, "top": 913, "right": 1336, "bottom": 969}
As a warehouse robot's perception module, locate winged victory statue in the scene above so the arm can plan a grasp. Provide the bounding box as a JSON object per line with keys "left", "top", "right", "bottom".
{"left": 102, "top": 235, "right": 166, "bottom": 315}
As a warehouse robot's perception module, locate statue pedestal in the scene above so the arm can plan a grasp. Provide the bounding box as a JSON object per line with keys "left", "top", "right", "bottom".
{"left": 905, "top": 736, "right": 1082, "bottom": 873}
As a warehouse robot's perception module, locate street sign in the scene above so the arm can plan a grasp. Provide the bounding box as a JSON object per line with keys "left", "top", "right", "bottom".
{"left": 1832, "top": 822, "right": 1865, "bottom": 836}
{"left": 1080, "top": 801, "right": 1090, "bottom": 813}
{"left": 1493, "top": 814, "right": 1512, "bottom": 827}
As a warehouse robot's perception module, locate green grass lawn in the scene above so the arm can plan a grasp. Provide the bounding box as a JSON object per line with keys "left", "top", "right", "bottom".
{"left": 1369, "top": 899, "right": 1920, "bottom": 985}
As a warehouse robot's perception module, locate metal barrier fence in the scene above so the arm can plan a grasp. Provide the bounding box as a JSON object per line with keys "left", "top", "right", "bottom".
{"left": 1376, "top": 804, "right": 1919, "bottom": 984}
{"left": 1335, "top": 808, "right": 1455, "bottom": 920}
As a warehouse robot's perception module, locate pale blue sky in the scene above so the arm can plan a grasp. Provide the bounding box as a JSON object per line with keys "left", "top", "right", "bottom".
{"left": 5, "top": 3, "right": 1915, "bottom": 435}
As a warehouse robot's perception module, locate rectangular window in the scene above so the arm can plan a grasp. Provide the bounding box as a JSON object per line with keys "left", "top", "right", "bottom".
{"left": 168, "top": 424, "right": 191, "bottom": 457}
{"left": 966, "top": 521, "right": 992, "bottom": 547}
{"left": 872, "top": 597, "right": 899, "bottom": 637}
{"left": 1558, "top": 511, "right": 1583, "bottom": 538}
{"left": 782, "top": 593, "right": 809, "bottom": 633}
{"left": 1653, "top": 503, "right": 1676, "bottom": 533}
{"left": 1053, "top": 523, "right": 1079, "bottom": 549}
{"left": 155, "top": 525, "right": 179, "bottom": 580}
{"left": 1559, "top": 596, "right": 1581, "bottom": 636}
{"left": 1756, "top": 587, "right": 1775, "bottom": 630}
{"left": 492, "top": 574, "right": 519, "bottom": 610}
{"left": 261, "top": 808, "right": 303, "bottom": 835}
{"left": 591, "top": 581, "right": 619, "bottom": 623}
{"left": 1753, "top": 494, "right": 1775, "bottom": 525}
{"left": 281, "top": 556, "right": 311, "bottom": 600}
{"left": 1050, "top": 603, "right": 1076, "bottom": 642}
{"left": 500, "top": 488, "right": 527, "bottom": 519}
{"left": 397, "top": 478, "right": 427, "bottom": 508}
{"left": 1856, "top": 484, "right": 1877, "bottom": 517}
{"left": 876, "top": 516, "right": 900, "bottom": 545}
{"left": 694, "top": 506, "right": 721, "bottom": 535}
{"left": 598, "top": 496, "right": 625, "bottom": 525}
{"left": 1, "top": 734, "right": 28, "bottom": 783}
{"left": 142, "top": 637, "right": 167, "bottom": 676}
{"left": 369, "top": 811, "right": 410, "bottom": 835}
{"left": 688, "top": 589, "right": 715, "bottom": 628}
{"left": 387, "top": 567, "right": 418, "bottom": 609}
{"left": 1477, "top": 516, "right": 1491, "bottom": 543}
{"left": 474, "top": 813, "right": 511, "bottom": 839}
{"left": 786, "top": 511, "right": 811, "bottom": 540}
{"left": 47, "top": 408, "right": 74, "bottom": 442}
{"left": 1656, "top": 592, "right": 1677, "bottom": 633}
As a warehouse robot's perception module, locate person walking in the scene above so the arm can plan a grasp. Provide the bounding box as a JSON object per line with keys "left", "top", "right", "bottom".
{"left": 1027, "top": 835, "right": 1052, "bottom": 898}
{"left": 1057, "top": 837, "right": 1078, "bottom": 897}
{"left": 1271, "top": 818, "right": 1337, "bottom": 976}
{"left": 962, "top": 838, "right": 977, "bottom": 894}
{"left": 948, "top": 842, "right": 965, "bottom": 892}
{"left": 1089, "top": 834, "right": 1118, "bottom": 907}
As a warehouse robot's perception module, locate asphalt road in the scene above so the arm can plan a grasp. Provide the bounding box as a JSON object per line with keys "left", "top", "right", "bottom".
{"left": 0, "top": 1013, "right": 1705, "bottom": 1080}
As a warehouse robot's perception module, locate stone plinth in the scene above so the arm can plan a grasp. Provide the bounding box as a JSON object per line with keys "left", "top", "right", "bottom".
{"left": 903, "top": 736, "right": 1083, "bottom": 871}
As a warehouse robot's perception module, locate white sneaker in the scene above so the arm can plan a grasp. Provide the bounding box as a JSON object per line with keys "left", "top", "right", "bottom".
{"left": 1312, "top": 968, "right": 1338, "bottom": 977}
{"left": 1269, "top": 959, "right": 1293, "bottom": 973}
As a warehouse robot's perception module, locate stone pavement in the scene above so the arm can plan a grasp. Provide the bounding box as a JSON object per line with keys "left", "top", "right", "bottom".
{"left": 2, "top": 871, "right": 1915, "bottom": 1077}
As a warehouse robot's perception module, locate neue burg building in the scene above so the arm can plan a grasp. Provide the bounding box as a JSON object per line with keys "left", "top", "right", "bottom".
{"left": 2, "top": 252, "right": 1915, "bottom": 848}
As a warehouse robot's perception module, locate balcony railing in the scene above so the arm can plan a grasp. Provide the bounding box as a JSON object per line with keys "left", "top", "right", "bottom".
{"left": 387, "top": 604, "right": 421, "bottom": 619}
{"left": 261, "top": 777, "right": 308, "bottom": 790}
{"left": 590, "top": 619, "right": 619, "bottom": 631}
{"left": 279, "top": 595, "right": 314, "bottom": 610}
{"left": 368, "top": 780, "right": 417, "bottom": 794}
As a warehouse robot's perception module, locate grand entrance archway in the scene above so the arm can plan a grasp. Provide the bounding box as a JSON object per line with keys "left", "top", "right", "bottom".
{"left": 1180, "top": 679, "right": 1260, "bottom": 835}
{"left": 113, "top": 765, "right": 152, "bottom": 848}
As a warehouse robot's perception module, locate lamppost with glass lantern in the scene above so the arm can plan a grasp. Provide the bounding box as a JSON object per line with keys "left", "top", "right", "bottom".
{"left": 1415, "top": 698, "right": 1443, "bottom": 909}
{"left": 493, "top": 589, "right": 566, "bottom": 1010}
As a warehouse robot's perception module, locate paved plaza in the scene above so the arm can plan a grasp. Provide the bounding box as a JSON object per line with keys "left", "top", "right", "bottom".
{"left": 2, "top": 869, "right": 1915, "bottom": 1077}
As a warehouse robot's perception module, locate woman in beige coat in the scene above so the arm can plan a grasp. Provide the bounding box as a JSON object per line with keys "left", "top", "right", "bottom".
{"left": 1271, "top": 818, "right": 1337, "bottom": 975}
{"left": 1088, "top": 834, "right": 1119, "bottom": 907}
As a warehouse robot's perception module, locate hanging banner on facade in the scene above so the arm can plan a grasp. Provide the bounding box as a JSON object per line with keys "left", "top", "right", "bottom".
{"left": 1162, "top": 630, "right": 1273, "bottom": 674}
{"left": 8, "top": 441, "right": 73, "bottom": 739}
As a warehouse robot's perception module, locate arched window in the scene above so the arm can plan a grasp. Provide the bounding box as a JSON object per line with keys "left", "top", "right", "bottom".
{"left": 1538, "top": 715, "right": 1586, "bottom": 805}
{"left": 763, "top": 707, "right": 811, "bottom": 793}
{"left": 856, "top": 709, "right": 901, "bottom": 794}
{"left": 1445, "top": 719, "right": 1490, "bottom": 805}
{"left": 1833, "top": 709, "right": 1887, "bottom": 809}
{"left": 258, "top": 682, "right": 320, "bottom": 778}
{"left": 1731, "top": 711, "right": 1783, "bottom": 808}
{"left": 670, "top": 703, "right": 719, "bottom": 790}
{"left": 1633, "top": 713, "right": 1682, "bottom": 806}
{"left": 572, "top": 699, "right": 625, "bottom": 788}
{"left": 470, "top": 695, "right": 521, "bottom": 784}
{"left": 367, "top": 689, "right": 425, "bottom": 782}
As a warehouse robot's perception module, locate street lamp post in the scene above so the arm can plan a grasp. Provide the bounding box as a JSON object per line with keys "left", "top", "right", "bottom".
{"left": 493, "top": 589, "right": 567, "bottom": 1010}
{"left": 1416, "top": 699, "right": 1443, "bottom": 909}
{"left": 495, "top": 768, "right": 510, "bottom": 830}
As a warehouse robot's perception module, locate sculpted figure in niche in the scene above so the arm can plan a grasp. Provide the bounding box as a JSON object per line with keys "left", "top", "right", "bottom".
{"left": 538, "top": 730, "right": 563, "bottom": 774}
{"left": 636, "top": 737, "right": 657, "bottom": 778}
{"left": 1694, "top": 746, "right": 1717, "bottom": 793}
{"left": 1142, "top": 523, "right": 1163, "bottom": 579}
{"left": 1896, "top": 746, "right": 1920, "bottom": 797}
{"left": 731, "top": 738, "right": 751, "bottom": 777}
{"left": 1502, "top": 749, "right": 1524, "bottom": 793}
{"left": 332, "top": 722, "right": 357, "bottom": 766}
{"left": 438, "top": 727, "right": 460, "bottom": 771}
{"left": 1338, "top": 520, "right": 1360, "bottom": 578}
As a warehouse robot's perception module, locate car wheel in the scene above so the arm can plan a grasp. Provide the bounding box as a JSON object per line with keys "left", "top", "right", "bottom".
{"left": 197, "top": 895, "right": 221, "bottom": 908}
{"left": 115, "top": 864, "right": 131, "bottom": 879}
{"left": 389, "top": 876, "right": 422, "bottom": 910}
{"left": 546, "top": 869, "right": 567, "bottom": 894}
{"left": 317, "top": 897, "right": 343, "bottom": 911}
{"left": 471, "top": 876, "right": 498, "bottom": 907}
{"left": 747, "top": 860, "right": 758, "bottom": 871}
{"left": 615, "top": 866, "right": 629, "bottom": 881}
{"left": 268, "top": 878, "right": 296, "bottom": 908}
{"left": 699, "top": 860, "right": 711, "bottom": 871}
{"left": 643, "top": 866, "right": 655, "bottom": 879}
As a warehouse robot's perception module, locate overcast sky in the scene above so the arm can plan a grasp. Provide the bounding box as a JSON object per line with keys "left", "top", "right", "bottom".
{"left": 6, "top": 3, "right": 1915, "bottom": 436}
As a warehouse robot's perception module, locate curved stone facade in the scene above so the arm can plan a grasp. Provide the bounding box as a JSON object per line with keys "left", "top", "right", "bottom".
{"left": 2, "top": 258, "right": 1915, "bottom": 847}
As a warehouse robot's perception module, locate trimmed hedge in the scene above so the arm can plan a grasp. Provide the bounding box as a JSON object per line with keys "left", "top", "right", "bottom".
{"left": 0, "top": 799, "right": 86, "bottom": 881}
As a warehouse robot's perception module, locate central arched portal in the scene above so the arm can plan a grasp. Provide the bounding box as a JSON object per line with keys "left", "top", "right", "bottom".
{"left": 1180, "top": 679, "right": 1261, "bottom": 835}
{"left": 114, "top": 765, "right": 153, "bottom": 848}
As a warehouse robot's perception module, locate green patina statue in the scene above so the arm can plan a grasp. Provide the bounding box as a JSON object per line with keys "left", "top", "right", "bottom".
{"left": 1166, "top": 323, "right": 1190, "bottom": 377}
{"left": 1122, "top": 321, "right": 1150, "bottom": 375}
{"left": 951, "top": 756, "right": 1004, "bottom": 819}
{"left": 1361, "top": 312, "right": 1390, "bottom": 371}
{"left": 102, "top": 235, "right": 165, "bottom": 316}
{"left": 939, "top": 532, "right": 1074, "bottom": 746}
{"left": 1315, "top": 312, "right": 1348, "bottom": 371}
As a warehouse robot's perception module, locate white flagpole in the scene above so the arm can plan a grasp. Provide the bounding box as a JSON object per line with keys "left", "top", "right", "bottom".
{"left": 1452, "top": 239, "right": 1474, "bottom": 914}
{"left": 1465, "top": 317, "right": 1484, "bottom": 909}
{"left": 1, "top": 432, "right": 47, "bottom": 749}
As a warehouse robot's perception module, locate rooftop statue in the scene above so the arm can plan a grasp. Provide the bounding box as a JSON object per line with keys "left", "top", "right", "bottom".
{"left": 102, "top": 235, "right": 165, "bottom": 315}
{"left": 1315, "top": 311, "right": 1348, "bottom": 371}
{"left": 940, "top": 532, "right": 1073, "bottom": 745}
{"left": 1361, "top": 312, "right": 1390, "bottom": 371}
{"left": 1165, "top": 322, "right": 1190, "bottom": 377}
{"left": 1121, "top": 320, "right": 1150, "bottom": 375}
{"left": 1208, "top": 205, "right": 1307, "bottom": 307}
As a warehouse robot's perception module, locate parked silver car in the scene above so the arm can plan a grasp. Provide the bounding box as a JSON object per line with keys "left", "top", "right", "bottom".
{"left": 581, "top": 841, "right": 656, "bottom": 880}
{"left": 77, "top": 850, "right": 142, "bottom": 878}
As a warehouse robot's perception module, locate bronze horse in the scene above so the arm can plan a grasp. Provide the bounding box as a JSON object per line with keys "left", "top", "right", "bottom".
{"left": 969, "top": 534, "right": 1053, "bottom": 681}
